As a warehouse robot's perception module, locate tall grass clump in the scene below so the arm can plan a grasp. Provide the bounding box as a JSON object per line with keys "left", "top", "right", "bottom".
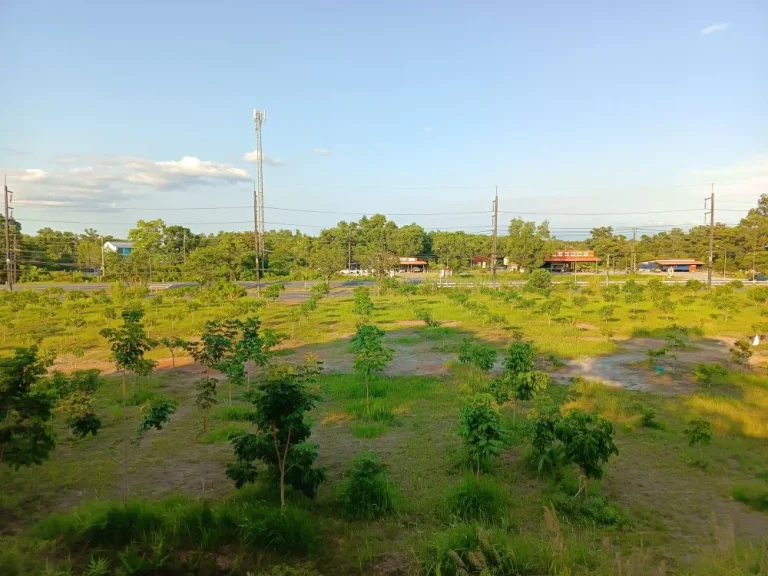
{"left": 731, "top": 483, "right": 768, "bottom": 512}
{"left": 421, "top": 524, "right": 587, "bottom": 576}
{"left": 336, "top": 451, "right": 397, "bottom": 519}
{"left": 445, "top": 476, "right": 509, "bottom": 522}
{"left": 34, "top": 494, "right": 321, "bottom": 557}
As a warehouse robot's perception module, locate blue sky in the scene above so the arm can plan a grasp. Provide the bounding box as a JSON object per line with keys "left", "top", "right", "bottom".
{"left": 1, "top": 0, "right": 766, "bottom": 239}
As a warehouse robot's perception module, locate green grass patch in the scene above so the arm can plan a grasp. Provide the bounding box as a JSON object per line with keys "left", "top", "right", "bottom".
{"left": 212, "top": 404, "right": 257, "bottom": 422}
{"left": 732, "top": 483, "right": 768, "bottom": 512}
{"left": 198, "top": 424, "right": 249, "bottom": 444}
{"left": 350, "top": 423, "right": 387, "bottom": 438}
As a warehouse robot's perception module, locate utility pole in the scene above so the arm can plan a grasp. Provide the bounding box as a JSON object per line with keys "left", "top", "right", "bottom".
{"left": 4, "top": 176, "right": 13, "bottom": 291}
{"left": 100, "top": 235, "right": 105, "bottom": 280}
{"left": 252, "top": 179, "right": 261, "bottom": 296}
{"left": 491, "top": 186, "right": 498, "bottom": 287}
{"left": 182, "top": 230, "right": 187, "bottom": 266}
{"left": 705, "top": 184, "right": 715, "bottom": 291}
{"left": 631, "top": 228, "right": 637, "bottom": 274}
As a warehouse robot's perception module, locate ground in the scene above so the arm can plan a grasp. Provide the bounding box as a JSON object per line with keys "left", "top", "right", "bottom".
{"left": 1, "top": 280, "right": 767, "bottom": 575}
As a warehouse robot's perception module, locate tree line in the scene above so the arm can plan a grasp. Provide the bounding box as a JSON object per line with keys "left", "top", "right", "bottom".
{"left": 4, "top": 195, "right": 768, "bottom": 283}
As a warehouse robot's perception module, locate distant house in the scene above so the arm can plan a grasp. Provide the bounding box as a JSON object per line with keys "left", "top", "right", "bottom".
{"left": 103, "top": 241, "right": 133, "bottom": 256}
{"left": 651, "top": 259, "right": 703, "bottom": 273}
{"left": 398, "top": 257, "right": 428, "bottom": 272}
{"left": 543, "top": 249, "right": 601, "bottom": 272}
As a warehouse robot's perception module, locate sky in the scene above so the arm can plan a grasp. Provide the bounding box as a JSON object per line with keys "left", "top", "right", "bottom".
{"left": 1, "top": 0, "right": 766, "bottom": 240}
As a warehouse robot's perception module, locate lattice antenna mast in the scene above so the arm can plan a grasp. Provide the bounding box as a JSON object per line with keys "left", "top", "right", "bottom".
{"left": 253, "top": 110, "right": 266, "bottom": 260}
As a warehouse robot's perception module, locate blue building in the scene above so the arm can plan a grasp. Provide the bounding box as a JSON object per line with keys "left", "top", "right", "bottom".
{"left": 103, "top": 241, "right": 133, "bottom": 256}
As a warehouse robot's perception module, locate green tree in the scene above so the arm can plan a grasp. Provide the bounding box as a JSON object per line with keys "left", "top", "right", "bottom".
{"left": 555, "top": 410, "right": 619, "bottom": 479}
{"left": 527, "top": 269, "right": 552, "bottom": 291}
{"left": 100, "top": 307, "right": 157, "bottom": 399}
{"left": 539, "top": 296, "right": 563, "bottom": 325}
{"left": 684, "top": 418, "right": 712, "bottom": 462}
{"left": 188, "top": 319, "right": 240, "bottom": 432}
{"left": 505, "top": 219, "right": 554, "bottom": 271}
{"left": 227, "top": 357, "right": 326, "bottom": 510}
{"left": 0, "top": 347, "right": 57, "bottom": 468}
{"left": 310, "top": 241, "right": 346, "bottom": 281}
{"left": 159, "top": 336, "right": 188, "bottom": 369}
{"left": 693, "top": 363, "right": 728, "bottom": 389}
{"left": 352, "top": 287, "right": 374, "bottom": 321}
{"left": 458, "top": 394, "right": 509, "bottom": 478}
{"left": 350, "top": 324, "right": 394, "bottom": 412}
{"left": 263, "top": 283, "right": 285, "bottom": 305}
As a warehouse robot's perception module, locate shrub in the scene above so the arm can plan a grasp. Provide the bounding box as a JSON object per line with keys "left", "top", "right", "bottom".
{"left": 693, "top": 364, "right": 728, "bottom": 389}
{"left": 732, "top": 483, "right": 768, "bottom": 512}
{"left": 415, "top": 309, "right": 441, "bottom": 327}
{"left": 527, "top": 269, "right": 552, "bottom": 290}
{"left": 446, "top": 476, "right": 509, "bottom": 522}
{"left": 458, "top": 395, "right": 509, "bottom": 477}
{"left": 639, "top": 406, "right": 661, "bottom": 429}
{"left": 730, "top": 340, "right": 753, "bottom": 367}
{"left": 457, "top": 338, "right": 498, "bottom": 372}
{"left": 336, "top": 451, "right": 396, "bottom": 519}
{"left": 529, "top": 406, "right": 618, "bottom": 479}
{"left": 730, "top": 280, "right": 745, "bottom": 289}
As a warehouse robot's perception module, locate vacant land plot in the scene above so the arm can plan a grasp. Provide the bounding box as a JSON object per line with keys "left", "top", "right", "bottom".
{"left": 1, "top": 279, "right": 767, "bottom": 575}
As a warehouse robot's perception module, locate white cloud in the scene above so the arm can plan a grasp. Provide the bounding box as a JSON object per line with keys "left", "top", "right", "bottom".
{"left": 1, "top": 154, "right": 250, "bottom": 208}
{"left": 311, "top": 148, "right": 332, "bottom": 156}
{"left": 701, "top": 23, "right": 729, "bottom": 35}
{"left": 243, "top": 149, "right": 284, "bottom": 166}
{"left": 691, "top": 155, "right": 768, "bottom": 199}
{"left": 19, "top": 169, "right": 47, "bottom": 182}
{"left": 424, "top": 126, "right": 434, "bottom": 133}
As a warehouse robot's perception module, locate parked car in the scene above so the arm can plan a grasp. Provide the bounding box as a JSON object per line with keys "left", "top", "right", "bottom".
{"left": 748, "top": 273, "right": 768, "bottom": 281}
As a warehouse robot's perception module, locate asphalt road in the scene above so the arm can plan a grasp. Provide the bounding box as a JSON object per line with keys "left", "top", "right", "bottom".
{"left": 1, "top": 276, "right": 764, "bottom": 294}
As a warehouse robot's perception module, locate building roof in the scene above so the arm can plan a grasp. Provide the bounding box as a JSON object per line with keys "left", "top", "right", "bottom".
{"left": 398, "top": 257, "right": 427, "bottom": 265}
{"left": 545, "top": 256, "right": 601, "bottom": 263}
{"left": 655, "top": 259, "right": 703, "bottom": 266}
{"left": 107, "top": 241, "right": 133, "bottom": 248}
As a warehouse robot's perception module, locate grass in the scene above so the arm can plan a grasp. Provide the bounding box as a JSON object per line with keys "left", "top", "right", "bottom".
{"left": 3, "top": 285, "right": 768, "bottom": 574}
{"left": 445, "top": 475, "right": 510, "bottom": 522}
{"left": 732, "top": 483, "right": 768, "bottom": 512}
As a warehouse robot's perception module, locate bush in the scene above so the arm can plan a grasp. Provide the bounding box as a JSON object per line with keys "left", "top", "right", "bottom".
{"left": 731, "top": 483, "right": 768, "bottom": 512}
{"left": 415, "top": 308, "right": 441, "bottom": 327}
{"left": 446, "top": 476, "right": 509, "bottom": 522}
{"left": 457, "top": 338, "right": 498, "bottom": 372}
{"left": 693, "top": 364, "right": 728, "bottom": 389}
{"left": 336, "top": 451, "right": 396, "bottom": 519}
{"left": 526, "top": 269, "right": 552, "bottom": 290}
{"left": 730, "top": 280, "right": 745, "bottom": 289}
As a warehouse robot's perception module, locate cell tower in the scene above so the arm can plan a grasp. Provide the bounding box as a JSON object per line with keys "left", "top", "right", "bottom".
{"left": 253, "top": 110, "right": 266, "bottom": 266}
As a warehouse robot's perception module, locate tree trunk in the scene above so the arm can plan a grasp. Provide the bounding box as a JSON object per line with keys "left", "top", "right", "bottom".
{"left": 280, "top": 465, "right": 286, "bottom": 511}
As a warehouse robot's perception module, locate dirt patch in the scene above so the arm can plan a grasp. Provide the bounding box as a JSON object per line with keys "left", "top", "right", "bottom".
{"left": 283, "top": 330, "right": 455, "bottom": 376}
{"left": 556, "top": 338, "right": 734, "bottom": 394}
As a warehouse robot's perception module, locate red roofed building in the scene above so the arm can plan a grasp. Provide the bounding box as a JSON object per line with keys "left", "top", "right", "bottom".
{"left": 544, "top": 249, "right": 601, "bottom": 272}
{"left": 398, "top": 257, "right": 428, "bottom": 272}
